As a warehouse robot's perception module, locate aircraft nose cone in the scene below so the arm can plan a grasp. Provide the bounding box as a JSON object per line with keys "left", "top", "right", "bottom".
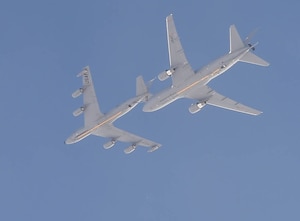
{"left": 65, "top": 136, "right": 75, "bottom": 144}
{"left": 64, "top": 139, "right": 71, "bottom": 144}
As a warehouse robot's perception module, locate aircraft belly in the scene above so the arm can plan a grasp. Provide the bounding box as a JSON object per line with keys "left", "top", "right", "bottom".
{"left": 159, "top": 96, "right": 178, "bottom": 109}
{"left": 185, "top": 87, "right": 205, "bottom": 100}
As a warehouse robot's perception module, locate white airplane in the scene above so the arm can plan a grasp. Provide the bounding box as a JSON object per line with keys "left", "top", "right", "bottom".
{"left": 143, "top": 14, "right": 269, "bottom": 115}
{"left": 65, "top": 66, "right": 161, "bottom": 154}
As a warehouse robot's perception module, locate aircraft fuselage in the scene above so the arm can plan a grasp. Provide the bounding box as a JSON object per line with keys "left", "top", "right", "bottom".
{"left": 143, "top": 46, "right": 251, "bottom": 112}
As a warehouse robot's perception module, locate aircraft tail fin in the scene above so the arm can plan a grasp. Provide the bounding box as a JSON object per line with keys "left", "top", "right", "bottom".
{"left": 229, "top": 25, "right": 269, "bottom": 66}
{"left": 136, "top": 76, "right": 153, "bottom": 102}
{"left": 229, "top": 25, "right": 244, "bottom": 52}
{"left": 136, "top": 76, "right": 147, "bottom": 96}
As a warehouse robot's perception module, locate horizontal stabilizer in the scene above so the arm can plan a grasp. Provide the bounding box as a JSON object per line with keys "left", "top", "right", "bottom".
{"left": 240, "top": 52, "right": 270, "bottom": 66}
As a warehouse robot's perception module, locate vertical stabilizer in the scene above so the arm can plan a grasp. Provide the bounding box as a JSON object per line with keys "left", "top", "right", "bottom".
{"left": 229, "top": 25, "right": 245, "bottom": 52}
{"left": 136, "top": 76, "right": 148, "bottom": 97}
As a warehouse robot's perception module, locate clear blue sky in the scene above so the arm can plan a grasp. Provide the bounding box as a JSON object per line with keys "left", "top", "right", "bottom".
{"left": 1, "top": 1, "right": 299, "bottom": 220}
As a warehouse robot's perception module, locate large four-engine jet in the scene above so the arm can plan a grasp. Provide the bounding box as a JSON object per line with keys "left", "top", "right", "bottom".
{"left": 65, "top": 66, "right": 161, "bottom": 154}
{"left": 143, "top": 14, "right": 269, "bottom": 115}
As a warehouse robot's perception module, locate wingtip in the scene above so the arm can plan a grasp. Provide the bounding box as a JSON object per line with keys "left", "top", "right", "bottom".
{"left": 252, "top": 110, "right": 263, "bottom": 116}
{"left": 229, "top": 24, "right": 237, "bottom": 32}
{"left": 166, "top": 14, "right": 173, "bottom": 20}
{"left": 76, "top": 66, "right": 89, "bottom": 77}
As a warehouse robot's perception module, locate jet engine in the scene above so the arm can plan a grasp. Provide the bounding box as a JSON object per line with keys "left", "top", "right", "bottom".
{"left": 189, "top": 102, "right": 206, "bottom": 114}
{"left": 124, "top": 144, "right": 136, "bottom": 154}
{"left": 103, "top": 140, "right": 116, "bottom": 149}
{"left": 72, "top": 88, "right": 84, "bottom": 98}
{"left": 158, "top": 69, "right": 175, "bottom": 81}
{"left": 148, "top": 145, "right": 160, "bottom": 153}
{"left": 73, "top": 106, "right": 85, "bottom": 117}
{"left": 77, "top": 69, "right": 88, "bottom": 77}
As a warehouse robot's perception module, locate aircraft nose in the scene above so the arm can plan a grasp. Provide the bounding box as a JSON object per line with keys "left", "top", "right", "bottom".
{"left": 64, "top": 139, "right": 71, "bottom": 145}
{"left": 65, "top": 136, "right": 75, "bottom": 144}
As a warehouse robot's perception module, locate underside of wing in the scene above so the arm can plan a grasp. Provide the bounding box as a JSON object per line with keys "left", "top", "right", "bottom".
{"left": 92, "top": 124, "right": 161, "bottom": 152}
{"left": 78, "top": 66, "right": 104, "bottom": 126}
{"left": 207, "top": 89, "right": 262, "bottom": 115}
{"left": 188, "top": 86, "right": 262, "bottom": 115}
{"left": 166, "top": 14, "right": 194, "bottom": 86}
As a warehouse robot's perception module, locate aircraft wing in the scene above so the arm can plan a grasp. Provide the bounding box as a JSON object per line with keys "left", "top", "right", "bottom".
{"left": 188, "top": 86, "right": 262, "bottom": 115}
{"left": 77, "top": 66, "right": 104, "bottom": 127}
{"left": 166, "top": 14, "right": 194, "bottom": 86}
{"left": 92, "top": 124, "right": 161, "bottom": 151}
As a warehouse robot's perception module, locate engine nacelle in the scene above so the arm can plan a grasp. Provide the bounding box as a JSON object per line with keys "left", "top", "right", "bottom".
{"left": 103, "top": 140, "right": 116, "bottom": 149}
{"left": 72, "top": 88, "right": 84, "bottom": 98}
{"left": 189, "top": 102, "right": 206, "bottom": 114}
{"left": 147, "top": 145, "right": 160, "bottom": 153}
{"left": 77, "top": 69, "right": 88, "bottom": 77}
{"left": 158, "top": 69, "right": 175, "bottom": 81}
{"left": 124, "top": 144, "right": 136, "bottom": 154}
{"left": 73, "top": 106, "right": 85, "bottom": 117}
